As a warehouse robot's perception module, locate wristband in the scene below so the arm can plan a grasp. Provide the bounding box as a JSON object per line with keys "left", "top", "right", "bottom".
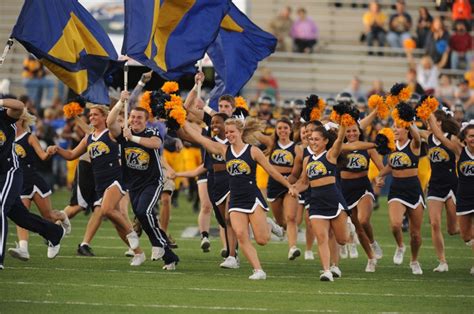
{"left": 203, "top": 105, "right": 213, "bottom": 115}
{"left": 130, "top": 135, "right": 141, "bottom": 144}
{"left": 137, "top": 80, "right": 145, "bottom": 87}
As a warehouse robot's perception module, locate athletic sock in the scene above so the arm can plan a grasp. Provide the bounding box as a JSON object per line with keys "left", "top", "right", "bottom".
{"left": 201, "top": 231, "right": 209, "bottom": 239}
{"left": 80, "top": 242, "right": 89, "bottom": 247}
{"left": 19, "top": 240, "right": 28, "bottom": 250}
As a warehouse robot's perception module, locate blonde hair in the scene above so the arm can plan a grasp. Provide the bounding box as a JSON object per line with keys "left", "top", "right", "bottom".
{"left": 225, "top": 117, "right": 266, "bottom": 146}
{"left": 87, "top": 104, "right": 109, "bottom": 116}
{"left": 19, "top": 108, "right": 36, "bottom": 132}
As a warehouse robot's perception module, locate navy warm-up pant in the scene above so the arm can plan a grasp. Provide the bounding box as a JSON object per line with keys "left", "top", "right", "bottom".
{"left": 129, "top": 183, "right": 169, "bottom": 248}
{"left": 0, "top": 168, "right": 63, "bottom": 266}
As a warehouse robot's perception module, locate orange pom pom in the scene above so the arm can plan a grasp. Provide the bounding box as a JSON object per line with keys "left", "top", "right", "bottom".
{"left": 330, "top": 110, "right": 341, "bottom": 123}
{"left": 385, "top": 95, "right": 398, "bottom": 109}
{"left": 398, "top": 87, "right": 412, "bottom": 102}
{"left": 63, "top": 102, "right": 84, "bottom": 119}
{"left": 379, "top": 127, "right": 395, "bottom": 151}
{"left": 368, "top": 94, "right": 384, "bottom": 110}
{"left": 310, "top": 107, "right": 322, "bottom": 121}
{"left": 165, "top": 94, "right": 183, "bottom": 111}
{"left": 392, "top": 108, "right": 412, "bottom": 128}
{"left": 318, "top": 98, "right": 326, "bottom": 112}
{"left": 340, "top": 113, "right": 356, "bottom": 126}
{"left": 138, "top": 91, "right": 152, "bottom": 116}
{"left": 424, "top": 96, "right": 439, "bottom": 112}
{"left": 234, "top": 96, "right": 249, "bottom": 111}
{"left": 403, "top": 38, "right": 416, "bottom": 50}
{"left": 169, "top": 106, "right": 186, "bottom": 127}
{"left": 161, "top": 81, "right": 179, "bottom": 94}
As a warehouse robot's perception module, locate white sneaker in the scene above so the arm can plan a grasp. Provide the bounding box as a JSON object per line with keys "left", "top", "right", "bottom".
{"left": 151, "top": 246, "right": 165, "bottom": 261}
{"left": 339, "top": 244, "right": 348, "bottom": 259}
{"left": 288, "top": 246, "right": 301, "bottom": 260}
{"left": 249, "top": 269, "right": 266, "bottom": 280}
{"left": 200, "top": 237, "right": 210, "bottom": 252}
{"left": 319, "top": 270, "right": 334, "bottom": 282}
{"left": 163, "top": 262, "right": 177, "bottom": 271}
{"left": 330, "top": 265, "right": 342, "bottom": 278}
{"left": 47, "top": 227, "right": 65, "bottom": 259}
{"left": 348, "top": 243, "right": 359, "bottom": 259}
{"left": 8, "top": 243, "right": 30, "bottom": 261}
{"left": 220, "top": 256, "right": 240, "bottom": 269}
{"left": 304, "top": 250, "right": 315, "bottom": 260}
{"left": 124, "top": 248, "right": 134, "bottom": 257}
{"left": 130, "top": 252, "right": 146, "bottom": 266}
{"left": 410, "top": 261, "right": 423, "bottom": 275}
{"left": 266, "top": 217, "right": 284, "bottom": 238}
{"left": 393, "top": 245, "right": 406, "bottom": 265}
{"left": 371, "top": 241, "right": 383, "bottom": 259}
{"left": 433, "top": 261, "right": 449, "bottom": 273}
{"left": 126, "top": 231, "right": 140, "bottom": 250}
{"left": 365, "top": 258, "right": 377, "bottom": 273}
{"left": 60, "top": 211, "right": 72, "bottom": 235}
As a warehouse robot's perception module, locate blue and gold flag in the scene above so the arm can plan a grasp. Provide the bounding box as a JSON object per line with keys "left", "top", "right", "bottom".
{"left": 208, "top": 4, "right": 277, "bottom": 109}
{"left": 122, "top": 0, "right": 230, "bottom": 80}
{"left": 11, "top": 0, "right": 122, "bottom": 104}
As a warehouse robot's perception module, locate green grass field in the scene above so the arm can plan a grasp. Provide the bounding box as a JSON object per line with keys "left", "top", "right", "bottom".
{"left": 1, "top": 190, "right": 472, "bottom": 313}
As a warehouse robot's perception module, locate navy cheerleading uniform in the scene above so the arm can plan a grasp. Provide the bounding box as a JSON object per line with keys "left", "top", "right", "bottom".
{"left": 267, "top": 141, "right": 296, "bottom": 202}
{"left": 307, "top": 151, "right": 348, "bottom": 219}
{"left": 87, "top": 129, "right": 124, "bottom": 206}
{"left": 15, "top": 132, "right": 51, "bottom": 199}
{"left": 207, "top": 136, "right": 230, "bottom": 206}
{"left": 456, "top": 147, "right": 474, "bottom": 215}
{"left": 226, "top": 144, "right": 268, "bottom": 213}
{"left": 388, "top": 140, "right": 425, "bottom": 209}
{"left": 301, "top": 146, "right": 315, "bottom": 208}
{"left": 340, "top": 150, "right": 375, "bottom": 209}
{"left": 426, "top": 134, "right": 457, "bottom": 203}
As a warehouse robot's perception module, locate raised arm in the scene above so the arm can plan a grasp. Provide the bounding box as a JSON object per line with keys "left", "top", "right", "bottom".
{"left": 427, "top": 114, "right": 462, "bottom": 155}
{"left": 182, "top": 121, "right": 226, "bottom": 156}
{"left": 129, "top": 71, "right": 152, "bottom": 109}
{"left": 108, "top": 91, "right": 128, "bottom": 138}
{"left": 359, "top": 109, "right": 378, "bottom": 130}
{"left": 342, "top": 140, "right": 376, "bottom": 152}
{"left": 184, "top": 72, "right": 209, "bottom": 122}
{"left": 0, "top": 98, "right": 24, "bottom": 119}
{"left": 327, "top": 125, "right": 346, "bottom": 162}
{"left": 409, "top": 123, "right": 421, "bottom": 151}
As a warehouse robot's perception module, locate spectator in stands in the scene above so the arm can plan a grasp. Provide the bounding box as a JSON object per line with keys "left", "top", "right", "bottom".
{"left": 455, "top": 79, "right": 474, "bottom": 119}
{"left": 290, "top": 8, "right": 318, "bottom": 53}
{"left": 453, "top": 102, "right": 466, "bottom": 123}
{"left": 386, "top": 0, "right": 412, "bottom": 49}
{"left": 415, "top": 7, "right": 433, "bottom": 49}
{"left": 255, "top": 67, "right": 279, "bottom": 103}
{"left": 362, "top": 1, "right": 387, "bottom": 55}
{"left": 344, "top": 76, "right": 366, "bottom": 101}
{"left": 22, "top": 54, "right": 55, "bottom": 113}
{"left": 450, "top": 21, "right": 473, "bottom": 70}
{"left": 366, "top": 79, "right": 385, "bottom": 97}
{"left": 269, "top": 6, "right": 293, "bottom": 52}
{"left": 464, "top": 59, "right": 474, "bottom": 89}
{"left": 424, "top": 17, "right": 450, "bottom": 66}
{"left": 435, "top": 74, "right": 457, "bottom": 108}
{"left": 405, "top": 68, "right": 425, "bottom": 95}
{"left": 452, "top": 0, "right": 472, "bottom": 28}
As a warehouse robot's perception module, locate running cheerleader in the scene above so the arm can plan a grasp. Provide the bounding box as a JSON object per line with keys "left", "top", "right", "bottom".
{"left": 376, "top": 102, "right": 425, "bottom": 275}
{"left": 8, "top": 109, "right": 71, "bottom": 261}
{"left": 183, "top": 118, "right": 297, "bottom": 280}
{"left": 294, "top": 125, "right": 350, "bottom": 282}
{"left": 427, "top": 116, "right": 474, "bottom": 275}
{"left": 420, "top": 107, "right": 460, "bottom": 272}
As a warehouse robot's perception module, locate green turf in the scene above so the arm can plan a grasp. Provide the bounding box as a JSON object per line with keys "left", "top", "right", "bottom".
{"left": 1, "top": 190, "right": 472, "bottom": 313}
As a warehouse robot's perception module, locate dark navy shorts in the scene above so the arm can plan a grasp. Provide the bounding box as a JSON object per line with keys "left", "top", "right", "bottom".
{"left": 69, "top": 160, "right": 96, "bottom": 210}
{"left": 388, "top": 176, "right": 425, "bottom": 209}
{"left": 427, "top": 175, "right": 457, "bottom": 203}
{"left": 308, "top": 183, "right": 349, "bottom": 220}
{"left": 267, "top": 175, "right": 289, "bottom": 202}
{"left": 456, "top": 183, "right": 474, "bottom": 216}
{"left": 340, "top": 176, "right": 375, "bottom": 210}
{"left": 21, "top": 171, "right": 51, "bottom": 199}
{"left": 211, "top": 171, "right": 230, "bottom": 206}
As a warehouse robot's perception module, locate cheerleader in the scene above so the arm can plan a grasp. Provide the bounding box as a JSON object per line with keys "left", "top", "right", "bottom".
{"left": 427, "top": 117, "right": 474, "bottom": 275}
{"left": 0, "top": 98, "right": 65, "bottom": 269}
{"left": 183, "top": 118, "right": 296, "bottom": 280}
{"left": 266, "top": 117, "right": 303, "bottom": 260}
{"left": 8, "top": 109, "right": 70, "bottom": 261}
{"left": 420, "top": 109, "right": 460, "bottom": 272}
{"left": 295, "top": 124, "right": 349, "bottom": 281}
{"left": 376, "top": 121, "right": 425, "bottom": 275}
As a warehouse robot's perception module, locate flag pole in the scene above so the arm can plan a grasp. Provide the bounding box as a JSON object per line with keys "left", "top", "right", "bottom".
{"left": 197, "top": 60, "right": 203, "bottom": 100}
{"left": 0, "top": 38, "right": 14, "bottom": 67}
{"left": 123, "top": 61, "right": 129, "bottom": 129}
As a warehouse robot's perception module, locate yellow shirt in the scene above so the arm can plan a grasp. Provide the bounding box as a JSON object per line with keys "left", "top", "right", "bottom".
{"left": 363, "top": 12, "right": 387, "bottom": 28}
{"left": 464, "top": 72, "right": 474, "bottom": 89}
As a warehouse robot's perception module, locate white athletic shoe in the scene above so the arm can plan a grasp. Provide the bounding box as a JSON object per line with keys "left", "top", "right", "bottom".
{"left": 200, "top": 237, "right": 210, "bottom": 252}
{"left": 304, "top": 250, "right": 315, "bottom": 260}
{"left": 288, "top": 246, "right": 301, "bottom": 260}
{"left": 266, "top": 217, "right": 284, "bottom": 238}
{"left": 220, "top": 256, "right": 240, "bottom": 269}
{"left": 124, "top": 248, "right": 134, "bottom": 257}
{"left": 126, "top": 231, "right": 140, "bottom": 250}
{"left": 371, "top": 241, "right": 383, "bottom": 259}
{"left": 393, "top": 245, "right": 406, "bottom": 265}
{"left": 47, "top": 226, "right": 65, "bottom": 259}
{"left": 410, "top": 261, "right": 423, "bottom": 275}
{"left": 151, "top": 247, "right": 165, "bottom": 261}
{"left": 60, "top": 211, "right": 72, "bottom": 235}
{"left": 433, "top": 261, "right": 449, "bottom": 273}
{"left": 163, "top": 262, "right": 177, "bottom": 271}
{"left": 319, "top": 270, "right": 334, "bottom": 282}
{"left": 365, "top": 258, "right": 377, "bottom": 273}
{"left": 249, "top": 269, "right": 266, "bottom": 280}
{"left": 330, "top": 265, "right": 342, "bottom": 278}
{"left": 130, "top": 252, "right": 146, "bottom": 266}
{"left": 348, "top": 243, "right": 359, "bottom": 259}
{"left": 8, "top": 243, "right": 30, "bottom": 261}
{"left": 339, "top": 244, "right": 348, "bottom": 259}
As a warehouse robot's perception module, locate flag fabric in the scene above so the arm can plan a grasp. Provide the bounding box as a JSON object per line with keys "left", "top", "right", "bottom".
{"left": 11, "top": 0, "right": 122, "bottom": 104}
{"left": 122, "top": 0, "right": 231, "bottom": 80}
{"left": 207, "top": 3, "right": 277, "bottom": 109}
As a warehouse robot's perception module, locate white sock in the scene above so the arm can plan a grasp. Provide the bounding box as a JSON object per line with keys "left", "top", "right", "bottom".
{"left": 80, "top": 242, "right": 89, "bottom": 247}
{"left": 19, "top": 240, "right": 28, "bottom": 250}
